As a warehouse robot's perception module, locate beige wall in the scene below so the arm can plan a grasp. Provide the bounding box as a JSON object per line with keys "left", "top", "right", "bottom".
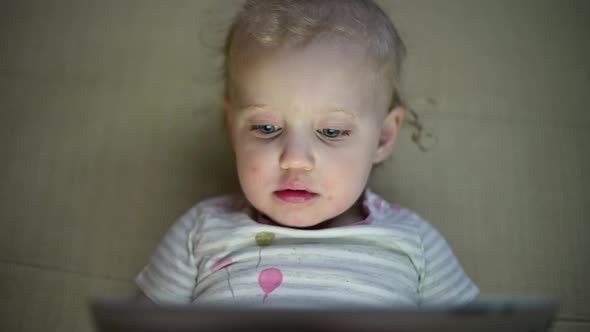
{"left": 0, "top": 1, "right": 588, "bottom": 331}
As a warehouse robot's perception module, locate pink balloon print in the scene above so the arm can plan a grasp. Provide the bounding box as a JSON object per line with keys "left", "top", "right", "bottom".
{"left": 258, "top": 268, "right": 283, "bottom": 302}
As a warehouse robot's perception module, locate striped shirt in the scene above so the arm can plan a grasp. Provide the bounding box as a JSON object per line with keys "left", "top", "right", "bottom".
{"left": 135, "top": 189, "right": 479, "bottom": 308}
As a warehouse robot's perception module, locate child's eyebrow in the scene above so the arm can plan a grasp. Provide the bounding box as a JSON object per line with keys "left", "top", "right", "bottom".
{"left": 323, "top": 108, "right": 357, "bottom": 119}
{"left": 238, "top": 104, "right": 269, "bottom": 112}
{"left": 237, "top": 104, "right": 357, "bottom": 119}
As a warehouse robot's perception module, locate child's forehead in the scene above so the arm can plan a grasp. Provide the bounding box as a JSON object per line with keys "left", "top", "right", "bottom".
{"left": 230, "top": 40, "right": 381, "bottom": 86}
{"left": 234, "top": 37, "right": 370, "bottom": 64}
{"left": 229, "top": 41, "right": 391, "bottom": 117}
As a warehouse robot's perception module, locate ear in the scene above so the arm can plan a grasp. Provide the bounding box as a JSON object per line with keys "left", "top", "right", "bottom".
{"left": 374, "top": 106, "right": 405, "bottom": 163}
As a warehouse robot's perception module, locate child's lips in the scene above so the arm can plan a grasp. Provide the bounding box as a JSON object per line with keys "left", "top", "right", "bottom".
{"left": 274, "top": 189, "right": 318, "bottom": 203}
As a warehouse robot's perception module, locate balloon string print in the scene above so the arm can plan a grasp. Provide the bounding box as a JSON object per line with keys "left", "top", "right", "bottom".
{"left": 210, "top": 258, "right": 235, "bottom": 299}
{"left": 255, "top": 232, "right": 275, "bottom": 268}
{"left": 225, "top": 269, "right": 234, "bottom": 299}
{"left": 259, "top": 268, "right": 283, "bottom": 303}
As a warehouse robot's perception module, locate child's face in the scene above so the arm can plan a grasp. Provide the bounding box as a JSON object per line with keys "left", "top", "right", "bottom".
{"left": 226, "top": 41, "right": 403, "bottom": 228}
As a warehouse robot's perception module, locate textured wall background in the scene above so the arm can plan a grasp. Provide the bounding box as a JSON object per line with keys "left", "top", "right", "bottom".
{"left": 0, "top": 1, "right": 588, "bottom": 331}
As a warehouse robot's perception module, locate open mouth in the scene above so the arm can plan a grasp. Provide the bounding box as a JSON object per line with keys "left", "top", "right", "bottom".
{"left": 274, "top": 189, "right": 318, "bottom": 203}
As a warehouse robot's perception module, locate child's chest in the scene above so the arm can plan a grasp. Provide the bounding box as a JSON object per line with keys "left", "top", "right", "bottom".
{"left": 191, "top": 226, "right": 421, "bottom": 307}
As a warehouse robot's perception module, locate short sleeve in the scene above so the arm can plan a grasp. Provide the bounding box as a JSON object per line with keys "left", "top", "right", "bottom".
{"left": 135, "top": 207, "right": 202, "bottom": 304}
{"left": 417, "top": 221, "right": 479, "bottom": 307}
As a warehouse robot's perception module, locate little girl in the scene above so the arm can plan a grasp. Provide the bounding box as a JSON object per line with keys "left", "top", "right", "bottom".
{"left": 136, "top": 0, "right": 479, "bottom": 308}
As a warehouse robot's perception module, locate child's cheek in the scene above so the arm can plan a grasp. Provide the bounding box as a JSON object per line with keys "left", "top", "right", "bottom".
{"left": 323, "top": 182, "right": 337, "bottom": 201}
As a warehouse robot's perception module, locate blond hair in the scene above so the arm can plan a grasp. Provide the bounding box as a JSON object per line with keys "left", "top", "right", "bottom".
{"left": 223, "top": 0, "right": 406, "bottom": 109}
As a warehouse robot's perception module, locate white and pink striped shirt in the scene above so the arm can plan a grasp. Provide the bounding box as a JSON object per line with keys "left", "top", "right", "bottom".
{"left": 136, "top": 189, "right": 478, "bottom": 308}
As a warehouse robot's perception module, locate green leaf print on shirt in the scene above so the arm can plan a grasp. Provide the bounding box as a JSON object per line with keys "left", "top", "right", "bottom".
{"left": 255, "top": 231, "right": 275, "bottom": 268}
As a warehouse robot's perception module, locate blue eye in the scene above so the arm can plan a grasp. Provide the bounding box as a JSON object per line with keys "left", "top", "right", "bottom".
{"left": 317, "top": 128, "right": 350, "bottom": 138}
{"left": 251, "top": 124, "right": 281, "bottom": 135}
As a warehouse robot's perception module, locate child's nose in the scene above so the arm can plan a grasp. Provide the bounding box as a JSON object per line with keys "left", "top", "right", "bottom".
{"left": 279, "top": 133, "right": 315, "bottom": 171}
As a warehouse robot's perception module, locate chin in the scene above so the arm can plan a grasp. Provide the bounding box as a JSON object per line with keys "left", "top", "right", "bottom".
{"left": 281, "top": 220, "right": 325, "bottom": 229}
{"left": 266, "top": 210, "right": 325, "bottom": 228}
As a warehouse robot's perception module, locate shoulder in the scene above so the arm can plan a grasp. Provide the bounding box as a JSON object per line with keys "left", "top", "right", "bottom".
{"left": 365, "top": 189, "right": 432, "bottom": 234}
{"left": 365, "top": 190, "right": 452, "bottom": 255}
{"left": 171, "top": 193, "right": 247, "bottom": 230}
{"left": 364, "top": 191, "right": 479, "bottom": 305}
{"left": 184, "top": 193, "right": 246, "bottom": 217}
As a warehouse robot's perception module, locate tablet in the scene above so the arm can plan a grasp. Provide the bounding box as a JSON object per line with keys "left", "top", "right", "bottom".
{"left": 91, "top": 296, "right": 558, "bottom": 332}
